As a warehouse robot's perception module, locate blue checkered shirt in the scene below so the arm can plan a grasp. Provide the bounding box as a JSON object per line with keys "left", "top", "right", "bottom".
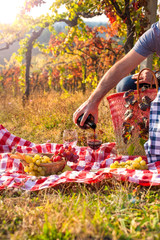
{"left": 144, "top": 88, "right": 160, "bottom": 162}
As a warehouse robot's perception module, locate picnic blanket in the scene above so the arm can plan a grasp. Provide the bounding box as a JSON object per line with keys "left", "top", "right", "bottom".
{"left": 0, "top": 125, "right": 160, "bottom": 191}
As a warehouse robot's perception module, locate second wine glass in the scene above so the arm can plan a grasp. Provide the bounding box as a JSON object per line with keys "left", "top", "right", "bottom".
{"left": 63, "top": 129, "right": 78, "bottom": 146}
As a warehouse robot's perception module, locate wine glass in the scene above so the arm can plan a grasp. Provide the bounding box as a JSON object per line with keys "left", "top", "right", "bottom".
{"left": 63, "top": 129, "right": 78, "bottom": 146}
{"left": 87, "top": 132, "right": 102, "bottom": 150}
{"left": 87, "top": 132, "right": 102, "bottom": 162}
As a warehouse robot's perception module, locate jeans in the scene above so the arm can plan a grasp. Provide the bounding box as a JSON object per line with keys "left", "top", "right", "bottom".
{"left": 116, "top": 75, "right": 151, "bottom": 92}
{"left": 116, "top": 75, "right": 136, "bottom": 92}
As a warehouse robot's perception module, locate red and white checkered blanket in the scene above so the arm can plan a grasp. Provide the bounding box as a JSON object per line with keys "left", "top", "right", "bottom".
{"left": 0, "top": 125, "right": 160, "bottom": 191}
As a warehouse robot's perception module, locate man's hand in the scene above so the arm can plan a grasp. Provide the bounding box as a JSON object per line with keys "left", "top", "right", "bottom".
{"left": 132, "top": 69, "right": 154, "bottom": 85}
{"left": 73, "top": 99, "right": 99, "bottom": 127}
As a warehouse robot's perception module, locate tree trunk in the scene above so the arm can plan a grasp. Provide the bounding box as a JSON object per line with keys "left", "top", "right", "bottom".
{"left": 81, "top": 61, "right": 86, "bottom": 95}
{"left": 23, "top": 27, "right": 45, "bottom": 105}
{"left": 124, "top": 22, "right": 134, "bottom": 54}
{"left": 140, "top": 0, "right": 158, "bottom": 70}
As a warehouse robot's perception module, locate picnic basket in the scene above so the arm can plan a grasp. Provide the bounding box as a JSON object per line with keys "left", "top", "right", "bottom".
{"left": 107, "top": 68, "right": 159, "bottom": 156}
{"left": 10, "top": 152, "right": 66, "bottom": 176}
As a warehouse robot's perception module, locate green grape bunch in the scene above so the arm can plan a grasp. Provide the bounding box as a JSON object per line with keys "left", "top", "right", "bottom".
{"left": 110, "top": 157, "right": 148, "bottom": 170}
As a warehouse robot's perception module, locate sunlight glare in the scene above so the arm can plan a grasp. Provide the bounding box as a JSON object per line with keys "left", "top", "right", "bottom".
{"left": 0, "top": 0, "right": 54, "bottom": 24}
{"left": 0, "top": 0, "right": 25, "bottom": 24}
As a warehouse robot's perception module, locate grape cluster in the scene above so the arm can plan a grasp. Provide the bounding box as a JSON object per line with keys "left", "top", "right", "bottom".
{"left": 51, "top": 145, "right": 79, "bottom": 163}
{"left": 23, "top": 145, "right": 79, "bottom": 176}
{"left": 110, "top": 157, "right": 148, "bottom": 170}
{"left": 24, "top": 154, "right": 50, "bottom": 176}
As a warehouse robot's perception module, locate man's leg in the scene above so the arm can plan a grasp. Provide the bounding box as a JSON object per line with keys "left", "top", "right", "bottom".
{"left": 116, "top": 75, "right": 136, "bottom": 92}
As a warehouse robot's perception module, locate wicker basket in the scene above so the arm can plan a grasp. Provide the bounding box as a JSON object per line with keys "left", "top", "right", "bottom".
{"left": 10, "top": 153, "right": 66, "bottom": 176}
{"left": 39, "top": 160, "right": 66, "bottom": 175}
{"left": 107, "top": 68, "right": 159, "bottom": 156}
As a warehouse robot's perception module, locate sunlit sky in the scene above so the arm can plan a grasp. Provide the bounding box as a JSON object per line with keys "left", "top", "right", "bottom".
{"left": 1, "top": 0, "right": 159, "bottom": 25}
{"left": 0, "top": 0, "right": 108, "bottom": 24}
{"left": 0, "top": 0, "right": 27, "bottom": 24}
{"left": 0, "top": 0, "right": 53, "bottom": 24}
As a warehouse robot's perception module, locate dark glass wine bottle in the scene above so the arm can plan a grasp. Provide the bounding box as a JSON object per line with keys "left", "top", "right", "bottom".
{"left": 77, "top": 114, "right": 96, "bottom": 130}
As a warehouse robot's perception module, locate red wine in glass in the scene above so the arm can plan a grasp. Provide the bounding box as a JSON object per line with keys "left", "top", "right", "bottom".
{"left": 87, "top": 130, "right": 102, "bottom": 150}
{"left": 87, "top": 139, "right": 102, "bottom": 150}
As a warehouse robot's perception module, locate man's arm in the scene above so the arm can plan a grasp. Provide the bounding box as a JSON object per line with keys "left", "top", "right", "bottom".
{"left": 88, "top": 49, "right": 146, "bottom": 104}
{"left": 73, "top": 49, "right": 146, "bottom": 126}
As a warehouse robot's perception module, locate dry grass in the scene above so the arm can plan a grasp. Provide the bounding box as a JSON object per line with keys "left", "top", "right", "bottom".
{"left": 0, "top": 90, "right": 159, "bottom": 240}
{"left": 0, "top": 90, "right": 115, "bottom": 145}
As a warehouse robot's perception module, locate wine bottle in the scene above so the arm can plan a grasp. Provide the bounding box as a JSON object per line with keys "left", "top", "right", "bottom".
{"left": 77, "top": 114, "right": 96, "bottom": 130}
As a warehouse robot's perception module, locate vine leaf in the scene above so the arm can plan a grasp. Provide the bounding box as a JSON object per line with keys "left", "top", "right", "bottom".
{"left": 127, "top": 144, "right": 135, "bottom": 156}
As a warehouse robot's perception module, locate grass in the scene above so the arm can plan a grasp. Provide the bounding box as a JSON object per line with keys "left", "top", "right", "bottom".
{"left": 0, "top": 90, "right": 159, "bottom": 240}
{"left": 0, "top": 90, "right": 115, "bottom": 144}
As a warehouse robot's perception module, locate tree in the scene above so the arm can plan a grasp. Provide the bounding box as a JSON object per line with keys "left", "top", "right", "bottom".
{"left": 48, "top": 24, "right": 123, "bottom": 93}
{"left": 0, "top": 0, "right": 158, "bottom": 99}
{"left": 23, "top": 26, "right": 48, "bottom": 102}
{"left": 49, "top": 0, "right": 151, "bottom": 53}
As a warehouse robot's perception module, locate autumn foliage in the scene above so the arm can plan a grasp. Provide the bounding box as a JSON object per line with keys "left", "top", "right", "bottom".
{"left": 0, "top": 23, "right": 124, "bottom": 95}
{"left": 43, "top": 24, "right": 123, "bottom": 93}
{"left": 0, "top": 0, "right": 156, "bottom": 98}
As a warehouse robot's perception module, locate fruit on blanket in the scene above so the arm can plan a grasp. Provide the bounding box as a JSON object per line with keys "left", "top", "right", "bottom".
{"left": 23, "top": 154, "right": 51, "bottom": 176}
{"left": 10, "top": 145, "right": 79, "bottom": 176}
{"left": 51, "top": 145, "right": 79, "bottom": 163}
{"left": 110, "top": 156, "right": 148, "bottom": 170}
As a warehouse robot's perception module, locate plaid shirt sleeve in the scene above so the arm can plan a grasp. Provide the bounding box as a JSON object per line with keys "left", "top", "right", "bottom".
{"left": 144, "top": 88, "right": 160, "bottom": 162}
